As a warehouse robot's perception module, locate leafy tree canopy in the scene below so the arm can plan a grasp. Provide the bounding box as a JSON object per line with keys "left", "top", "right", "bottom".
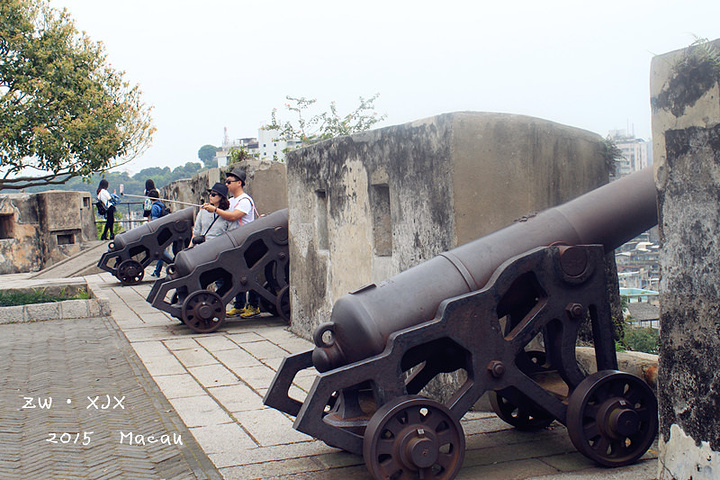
{"left": 24, "top": 161, "right": 204, "bottom": 203}
{"left": 197, "top": 144, "right": 218, "bottom": 168}
{"left": 0, "top": 0, "right": 154, "bottom": 190}
{"left": 266, "top": 94, "right": 386, "bottom": 146}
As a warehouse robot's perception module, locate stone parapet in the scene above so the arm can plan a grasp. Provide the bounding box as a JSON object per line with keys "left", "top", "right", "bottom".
{"left": 285, "top": 112, "right": 611, "bottom": 340}
{"left": 651, "top": 37, "right": 720, "bottom": 479}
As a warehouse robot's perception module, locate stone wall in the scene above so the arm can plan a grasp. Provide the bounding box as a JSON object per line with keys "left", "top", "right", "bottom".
{"left": 286, "top": 112, "right": 611, "bottom": 339}
{"left": 161, "top": 160, "right": 288, "bottom": 216}
{"left": 651, "top": 38, "right": 720, "bottom": 479}
{"left": 0, "top": 190, "right": 96, "bottom": 273}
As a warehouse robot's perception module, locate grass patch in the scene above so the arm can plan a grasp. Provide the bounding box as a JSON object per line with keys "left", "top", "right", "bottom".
{"left": 0, "top": 288, "right": 89, "bottom": 307}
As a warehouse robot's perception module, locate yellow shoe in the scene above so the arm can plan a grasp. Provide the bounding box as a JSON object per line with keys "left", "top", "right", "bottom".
{"left": 227, "top": 306, "right": 246, "bottom": 317}
{"left": 240, "top": 305, "right": 260, "bottom": 318}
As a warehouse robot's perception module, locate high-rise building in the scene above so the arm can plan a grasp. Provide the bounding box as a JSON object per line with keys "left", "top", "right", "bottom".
{"left": 608, "top": 130, "right": 652, "bottom": 177}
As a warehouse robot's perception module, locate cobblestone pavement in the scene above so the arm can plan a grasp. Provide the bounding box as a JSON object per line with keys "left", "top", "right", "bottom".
{"left": 0, "top": 315, "right": 221, "bottom": 480}
{"left": 0, "top": 270, "right": 659, "bottom": 479}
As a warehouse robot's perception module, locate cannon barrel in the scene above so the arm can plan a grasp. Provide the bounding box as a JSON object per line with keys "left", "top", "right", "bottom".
{"left": 109, "top": 207, "right": 195, "bottom": 252}
{"left": 312, "top": 167, "right": 657, "bottom": 372}
{"left": 169, "top": 208, "right": 289, "bottom": 279}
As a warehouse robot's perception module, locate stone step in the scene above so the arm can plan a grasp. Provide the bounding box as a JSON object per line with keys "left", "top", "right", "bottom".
{"left": 31, "top": 240, "right": 109, "bottom": 279}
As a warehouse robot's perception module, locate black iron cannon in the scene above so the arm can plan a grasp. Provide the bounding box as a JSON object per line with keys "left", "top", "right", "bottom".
{"left": 97, "top": 207, "right": 194, "bottom": 285}
{"left": 264, "top": 168, "right": 659, "bottom": 479}
{"left": 146, "top": 208, "right": 290, "bottom": 333}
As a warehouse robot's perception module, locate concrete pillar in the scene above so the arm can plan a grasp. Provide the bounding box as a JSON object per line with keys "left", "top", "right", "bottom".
{"left": 651, "top": 38, "right": 720, "bottom": 479}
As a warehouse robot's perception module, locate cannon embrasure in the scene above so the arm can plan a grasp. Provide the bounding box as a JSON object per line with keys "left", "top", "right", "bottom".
{"left": 96, "top": 207, "right": 194, "bottom": 285}
{"left": 264, "top": 168, "right": 659, "bottom": 479}
{"left": 146, "top": 208, "right": 290, "bottom": 333}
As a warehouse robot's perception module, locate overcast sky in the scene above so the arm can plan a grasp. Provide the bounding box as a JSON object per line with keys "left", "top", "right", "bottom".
{"left": 52, "top": 0, "right": 720, "bottom": 173}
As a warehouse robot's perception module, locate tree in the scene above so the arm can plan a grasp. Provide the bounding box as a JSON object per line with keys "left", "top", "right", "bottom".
{"left": 197, "top": 144, "right": 218, "bottom": 169}
{"left": 266, "top": 94, "right": 386, "bottom": 147}
{"left": 0, "top": 0, "right": 154, "bottom": 190}
{"left": 229, "top": 146, "right": 257, "bottom": 163}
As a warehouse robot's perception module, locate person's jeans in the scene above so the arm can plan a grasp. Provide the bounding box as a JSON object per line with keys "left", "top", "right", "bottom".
{"left": 152, "top": 249, "right": 174, "bottom": 276}
{"left": 233, "top": 291, "right": 259, "bottom": 309}
{"left": 101, "top": 206, "right": 116, "bottom": 240}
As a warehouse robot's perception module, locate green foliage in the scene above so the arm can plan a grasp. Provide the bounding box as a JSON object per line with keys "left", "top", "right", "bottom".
{"left": 25, "top": 161, "right": 204, "bottom": 199}
{"left": 197, "top": 144, "right": 218, "bottom": 168}
{"left": 686, "top": 35, "right": 720, "bottom": 73}
{"left": 0, "top": 0, "right": 154, "bottom": 190}
{"left": 0, "top": 288, "right": 87, "bottom": 306}
{"left": 601, "top": 137, "right": 623, "bottom": 175}
{"left": 266, "top": 94, "right": 386, "bottom": 147}
{"left": 622, "top": 327, "right": 659, "bottom": 354}
{"left": 229, "top": 146, "right": 258, "bottom": 163}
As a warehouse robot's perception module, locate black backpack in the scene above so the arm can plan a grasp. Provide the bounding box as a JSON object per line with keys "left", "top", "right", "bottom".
{"left": 155, "top": 201, "right": 171, "bottom": 218}
{"left": 96, "top": 201, "right": 107, "bottom": 216}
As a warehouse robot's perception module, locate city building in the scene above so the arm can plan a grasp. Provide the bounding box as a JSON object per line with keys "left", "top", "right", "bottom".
{"left": 615, "top": 229, "right": 660, "bottom": 291}
{"left": 214, "top": 127, "right": 301, "bottom": 167}
{"left": 608, "top": 129, "right": 652, "bottom": 177}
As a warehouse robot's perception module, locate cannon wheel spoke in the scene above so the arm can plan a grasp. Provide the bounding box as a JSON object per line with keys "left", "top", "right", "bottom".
{"left": 181, "top": 290, "right": 226, "bottom": 333}
{"left": 567, "top": 370, "right": 658, "bottom": 467}
{"left": 363, "top": 395, "right": 465, "bottom": 480}
{"left": 488, "top": 391, "right": 555, "bottom": 430}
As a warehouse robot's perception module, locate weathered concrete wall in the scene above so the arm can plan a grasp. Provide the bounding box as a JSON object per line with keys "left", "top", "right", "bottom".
{"left": 651, "top": 38, "right": 720, "bottom": 479}
{"left": 162, "top": 160, "right": 288, "bottom": 215}
{"left": 0, "top": 191, "right": 96, "bottom": 274}
{"left": 286, "top": 112, "right": 610, "bottom": 339}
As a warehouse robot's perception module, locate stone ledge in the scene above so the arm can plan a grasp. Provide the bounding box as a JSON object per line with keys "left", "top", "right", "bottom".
{"left": 0, "top": 280, "right": 111, "bottom": 324}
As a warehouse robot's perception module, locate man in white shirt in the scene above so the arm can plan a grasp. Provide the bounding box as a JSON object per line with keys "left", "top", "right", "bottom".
{"left": 206, "top": 167, "right": 255, "bottom": 228}
{"left": 203, "top": 168, "right": 259, "bottom": 317}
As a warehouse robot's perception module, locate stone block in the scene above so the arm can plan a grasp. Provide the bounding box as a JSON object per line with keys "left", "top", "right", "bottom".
{"left": 59, "top": 299, "right": 89, "bottom": 319}
{"left": 0, "top": 305, "right": 24, "bottom": 324}
{"left": 286, "top": 112, "right": 609, "bottom": 339}
{"left": 23, "top": 301, "right": 60, "bottom": 321}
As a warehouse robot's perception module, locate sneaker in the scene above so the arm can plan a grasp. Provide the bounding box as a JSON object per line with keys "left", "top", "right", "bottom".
{"left": 227, "top": 306, "right": 246, "bottom": 317}
{"left": 240, "top": 305, "right": 261, "bottom": 318}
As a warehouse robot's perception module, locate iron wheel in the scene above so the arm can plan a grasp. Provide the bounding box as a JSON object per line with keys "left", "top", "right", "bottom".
{"left": 363, "top": 395, "right": 465, "bottom": 479}
{"left": 275, "top": 285, "right": 291, "bottom": 323}
{"left": 181, "top": 290, "right": 226, "bottom": 333}
{"left": 117, "top": 259, "right": 144, "bottom": 285}
{"left": 566, "top": 370, "right": 658, "bottom": 467}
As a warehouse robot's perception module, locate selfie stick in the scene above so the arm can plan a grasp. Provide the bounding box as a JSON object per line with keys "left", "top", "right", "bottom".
{"left": 118, "top": 184, "right": 203, "bottom": 208}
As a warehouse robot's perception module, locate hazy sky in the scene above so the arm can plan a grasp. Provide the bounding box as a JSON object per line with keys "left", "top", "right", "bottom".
{"left": 52, "top": 0, "right": 720, "bottom": 173}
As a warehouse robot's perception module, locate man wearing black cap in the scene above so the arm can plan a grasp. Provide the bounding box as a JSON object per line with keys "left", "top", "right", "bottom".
{"left": 202, "top": 167, "right": 259, "bottom": 317}
{"left": 207, "top": 167, "right": 255, "bottom": 226}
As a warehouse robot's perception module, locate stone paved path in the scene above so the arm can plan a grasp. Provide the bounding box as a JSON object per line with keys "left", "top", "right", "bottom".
{"left": 0, "top": 315, "right": 221, "bottom": 480}
{"left": 0, "top": 270, "right": 659, "bottom": 479}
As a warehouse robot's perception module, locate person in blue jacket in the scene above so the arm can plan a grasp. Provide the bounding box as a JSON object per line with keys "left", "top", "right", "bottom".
{"left": 149, "top": 191, "right": 173, "bottom": 277}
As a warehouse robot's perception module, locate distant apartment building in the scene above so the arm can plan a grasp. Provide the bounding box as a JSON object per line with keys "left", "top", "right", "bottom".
{"left": 608, "top": 130, "right": 652, "bottom": 177}
{"left": 214, "top": 127, "right": 301, "bottom": 168}
{"left": 615, "top": 229, "right": 660, "bottom": 291}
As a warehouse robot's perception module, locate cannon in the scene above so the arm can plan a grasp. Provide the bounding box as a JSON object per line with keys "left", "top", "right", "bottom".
{"left": 146, "top": 208, "right": 290, "bottom": 333}
{"left": 264, "top": 167, "right": 659, "bottom": 479}
{"left": 96, "top": 207, "right": 194, "bottom": 285}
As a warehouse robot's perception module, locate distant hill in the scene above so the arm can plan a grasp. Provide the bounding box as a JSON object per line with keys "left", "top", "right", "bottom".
{"left": 23, "top": 162, "right": 205, "bottom": 197}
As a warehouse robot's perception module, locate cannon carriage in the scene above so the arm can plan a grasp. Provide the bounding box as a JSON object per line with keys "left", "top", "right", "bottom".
{"left": 264, "top": 168, "right": 659, "bottom": 479}
{"left": 146, "top": 208, "right": 290, "bottom": 333}
{"left": 96, "top": 207, "right": 195, "bottom": 285}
